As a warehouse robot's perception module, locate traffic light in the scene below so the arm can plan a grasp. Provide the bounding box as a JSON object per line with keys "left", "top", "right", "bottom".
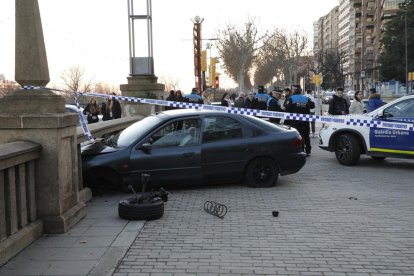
{"left": 409, "top": 72, "right": 414, "bottom": 81}
{"left": 214, "top": 76, "right": 219, "bottom": 88}
{"left": 209, "top": 57, "right": 217, "bottom": 86}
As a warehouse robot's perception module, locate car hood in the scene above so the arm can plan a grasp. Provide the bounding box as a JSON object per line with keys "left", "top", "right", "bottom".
{"left": 81, "top": 141, "right": 118, "bottom": 156}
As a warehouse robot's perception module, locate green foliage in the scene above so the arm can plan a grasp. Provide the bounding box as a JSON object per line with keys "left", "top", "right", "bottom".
{"left": 379, "top": 0, "right": 414, "bottom": 82}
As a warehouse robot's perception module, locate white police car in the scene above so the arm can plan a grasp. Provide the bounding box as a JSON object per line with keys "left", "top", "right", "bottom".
{"left": 319, "top": 94, "right": 414, "bottom": 165}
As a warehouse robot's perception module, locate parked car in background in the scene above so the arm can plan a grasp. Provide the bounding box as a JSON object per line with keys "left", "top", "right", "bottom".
{"left": 319, "top": 95, "right": 414, "bottom": 165}
{"left": 322, "top": 91, "right": 335, "bottom": 104}
{"left": 82, "top": 109, "right": 306, "bottom": 192}
{"left": 346, "top": 90, "right": 355, "bottom": 98}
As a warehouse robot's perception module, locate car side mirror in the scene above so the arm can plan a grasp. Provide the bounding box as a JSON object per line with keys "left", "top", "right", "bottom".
{"left": 376, "top": 109, "right": 384, "bottom": 118}
{"left": 140, "top": 143, "right": 152, "bottom": 153}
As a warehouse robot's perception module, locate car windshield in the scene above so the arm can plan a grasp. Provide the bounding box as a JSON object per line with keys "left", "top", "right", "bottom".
{"left": 113, "top": 115, "right": 163, "bottom": 147}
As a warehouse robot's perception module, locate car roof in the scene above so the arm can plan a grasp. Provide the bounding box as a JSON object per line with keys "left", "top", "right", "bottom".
{"left": 158, "top": 108, "right": 228, "bottom": 118}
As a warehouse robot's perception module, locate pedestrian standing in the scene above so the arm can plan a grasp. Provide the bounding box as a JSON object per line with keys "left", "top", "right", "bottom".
{"left": 252, "top": 85, "right": 271, "bottom": 111}
{"left": 328, "top": 88, "right": 349, "bottom": 115}
{"left": 202, "top": 91, "right": 211, "bottom": 105}
{"left": 184, "top": 88, "right": 203, "bottom": 104}
{"left": 83, "top": 97, "right": 100, "bottom": 124}
{"left": 267, "top": 90, "right": 283, "bottom": 124}
{"left": 175, "top": 90, "right": 185, "bottom": 102}
{"left": 234, "top": 92, "right": 246, "bottom": 108}
{"left": 305, "top": 90, "right": 317, "bottom": 137}
{"left": 221, "top": 92, "right": 231, "bottom": 106}
{"left": 244, "top": 92, "right": 254, "bottom": 108}
{"left": 165, "top": 90, "right": 176, "bottom": 110}
{"left": 101, "top": 93, "right": 122, "bottom": 121}
{"left": 349, "top": 90, "right": 365, "bottom": 114}
{"left": 285, "top": 86, "right": 315, "bottom": 156}
{"left": 368, "top": 88, "right": 384, "bottom": 112}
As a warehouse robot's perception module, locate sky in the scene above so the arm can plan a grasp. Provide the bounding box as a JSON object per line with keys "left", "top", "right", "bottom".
{"left": 0, "top": 0, "right": 339, "bottom": 92}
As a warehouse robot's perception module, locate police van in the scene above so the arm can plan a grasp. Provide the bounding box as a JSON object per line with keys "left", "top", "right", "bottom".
{"left": 319, "top": 94, "right": 414, "bottom": 165}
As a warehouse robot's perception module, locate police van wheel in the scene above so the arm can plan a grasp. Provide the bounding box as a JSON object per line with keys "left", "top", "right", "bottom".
{"left": 245, "top": 157, "right": 278, "bottom": 188}
{"left": 334, "top": 134, "right": 360, "bottom": 166}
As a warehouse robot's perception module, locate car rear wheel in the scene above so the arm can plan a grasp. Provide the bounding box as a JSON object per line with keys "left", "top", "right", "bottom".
{"left": 245, "top": 157, "right": 278, "bottom": 188}
{"left": 334, "top": 134, "right": 360, "bottom": 166}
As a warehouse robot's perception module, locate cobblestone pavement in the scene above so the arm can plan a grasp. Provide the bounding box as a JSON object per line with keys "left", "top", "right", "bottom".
{"left": 114, "top": 137, "right": 414, "bottom": 276}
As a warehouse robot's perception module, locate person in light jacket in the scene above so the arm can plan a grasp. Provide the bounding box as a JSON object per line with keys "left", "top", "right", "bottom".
{"left": 349, "top": 90, "right": 365, "bottom": 114}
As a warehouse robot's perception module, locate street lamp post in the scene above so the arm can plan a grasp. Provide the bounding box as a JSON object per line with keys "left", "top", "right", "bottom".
{"left": 405, "top": 8, "right": 408, "bottom": 95}
{"left": 192, "top": 16, "right": 204, "bottom": 94}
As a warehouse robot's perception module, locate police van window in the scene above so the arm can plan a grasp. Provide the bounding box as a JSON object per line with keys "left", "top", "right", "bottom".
{"left": 150, "top": 119, "right": 200, "bottom": 148}
{"left": 383, "top": 99, "right": 414, "bottom": 119}
{"left": 202, "top": 116, "right": 243, "bottom": 143}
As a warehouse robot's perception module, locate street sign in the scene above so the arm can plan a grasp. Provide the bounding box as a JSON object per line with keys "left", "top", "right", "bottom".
{"left": 360, "top": 71, "right": 365, "bottom": 78}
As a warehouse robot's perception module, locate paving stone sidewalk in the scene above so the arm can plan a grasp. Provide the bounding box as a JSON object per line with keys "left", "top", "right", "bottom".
{"left": 0, "top": 194, "right": 144, "bottom": 276}
{"left": 114, "top": 137, "right": 414, "bottom": 276}
{"left": 1, "top": 135, "right": 414, "bottom": 276}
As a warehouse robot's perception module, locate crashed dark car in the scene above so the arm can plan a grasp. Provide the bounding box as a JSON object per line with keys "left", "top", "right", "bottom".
{"left": 81, "top": 109, "right": 306, "bottom": 190}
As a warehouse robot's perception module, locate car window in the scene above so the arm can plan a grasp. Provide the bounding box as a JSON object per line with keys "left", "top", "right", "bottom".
{"left": 116, "top": 116, "right": 162, "bottom": 147}
{"left": 382, "top": 98, "right": 414, "bottom": 119}
{"left": 202, "top": 116, "right": 243, "bottom": 143}
{"left": 150, "top": 119, "right": 201, "bottom": 148}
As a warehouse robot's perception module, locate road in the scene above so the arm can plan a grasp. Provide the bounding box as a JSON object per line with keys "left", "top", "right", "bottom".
{"left": 113, "top": 135, "right": 414, "bottom": 275}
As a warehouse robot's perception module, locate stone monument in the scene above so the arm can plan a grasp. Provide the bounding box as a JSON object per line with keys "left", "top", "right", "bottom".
{"left": 0, "top": 0, "right": 85, "bottom": 233}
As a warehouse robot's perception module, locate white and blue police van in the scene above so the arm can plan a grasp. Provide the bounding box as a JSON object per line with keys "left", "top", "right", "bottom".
{"left": 319, "top": 94, "right": 414, "bottom": 166}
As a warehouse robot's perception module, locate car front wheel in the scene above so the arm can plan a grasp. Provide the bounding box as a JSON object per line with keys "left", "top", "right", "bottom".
{"left": 334, "top": 134, "right": 361, "bottom": 166}
{"left": 245, "top": 157, "right": 278, "bottom": 188}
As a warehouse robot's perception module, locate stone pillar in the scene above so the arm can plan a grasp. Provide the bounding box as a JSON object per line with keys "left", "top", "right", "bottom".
{"left": 120, "top": 75, "right": 165, "bottom": 117}
{"left": 0, "top": 0, "right": 86, "bottom": 233}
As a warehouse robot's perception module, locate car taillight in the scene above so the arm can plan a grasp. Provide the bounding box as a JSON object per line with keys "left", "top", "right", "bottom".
{"left": 293, "top": 135, "right": 303, "bottom": 149}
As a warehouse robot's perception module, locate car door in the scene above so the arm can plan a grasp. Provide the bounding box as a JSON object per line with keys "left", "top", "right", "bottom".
{"left": 201, "top": 115, "right": 254, "bottom": 182}
{"left": 369, "top": 98, "right": 414, "bottom": 154}
{"left": 129, "top": 118, "right": 202, "bottom": 186}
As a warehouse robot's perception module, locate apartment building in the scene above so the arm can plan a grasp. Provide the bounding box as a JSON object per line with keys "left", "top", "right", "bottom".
{"left": 314, "top": 0, "right": 404, "bottom": 90}
{"left": 338, "top": 0, "right": 355, "bottom": 89}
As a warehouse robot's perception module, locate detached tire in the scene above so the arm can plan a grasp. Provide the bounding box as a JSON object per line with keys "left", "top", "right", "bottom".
{"left": 118, "top": 197, "right": 164, "bottom": 220}
{"left": 334, "top": 134, "right": 360, "bottom": 166}
{"left": 245, "top": 157, "right": 278, "bottom": 188}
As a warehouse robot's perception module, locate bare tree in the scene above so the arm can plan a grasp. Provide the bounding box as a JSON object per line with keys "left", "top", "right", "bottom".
{"left": 159, "top": 75, "right": 181, "bottom": 92}
{"left": 0, "top": 79, "right": 19, "bottom": 98}
{"left": 315, "top": 48, "right": 346, "bottom": 89}
{"left": 216, "top": 18, "right": 268, "bottom": 92}
{"left": 94, "top": 82, "right": 120, "bottom": 94}
{"left": 252, "top": 29, "right": 309, "bottom": 88}
{"left": 60, "top": 65, "right": 94, "bottom": 92}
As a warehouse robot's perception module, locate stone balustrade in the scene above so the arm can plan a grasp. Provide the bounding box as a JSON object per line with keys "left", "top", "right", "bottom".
{"left": 0, "top": 141, "right": 43, "bottom": 266}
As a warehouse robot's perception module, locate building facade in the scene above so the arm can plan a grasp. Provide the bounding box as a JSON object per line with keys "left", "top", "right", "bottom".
{"left": 313, "top": 0, "right": 404, "bottom": 91}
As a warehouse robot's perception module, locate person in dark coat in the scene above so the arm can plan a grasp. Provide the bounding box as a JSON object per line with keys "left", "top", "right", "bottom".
{"left": 221, "top": 92, "right": 231, "bottom": 106}
{"left": 83, "top": 97, "right": 100, "bottom": 124}
{"left": 328, "top": 88, "right": 349, "bottom": 115}
{"left": 184, "top": 88, "right": 203, "bottom": 104}
{"left": 267, "top": 90, "right": 283, "bottom": 124}
{"left": 252, "top": 85, "right": 271, "bottom": 110}
{"left": 165, "top": 90, "right": 176, "bottom": 110}
{"left": 243, "top": 92, "right": 254, "bottom": 108}
{"left": 101, "top": 93, "right": 122, "bottom": 121}
{"left": 285, "top": 86, "right": 315, "bottom": 156}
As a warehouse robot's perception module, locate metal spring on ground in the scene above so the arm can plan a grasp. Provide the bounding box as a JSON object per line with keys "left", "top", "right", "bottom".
{"left": 203, "top": 201, "right": 227, "bottom": 219}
